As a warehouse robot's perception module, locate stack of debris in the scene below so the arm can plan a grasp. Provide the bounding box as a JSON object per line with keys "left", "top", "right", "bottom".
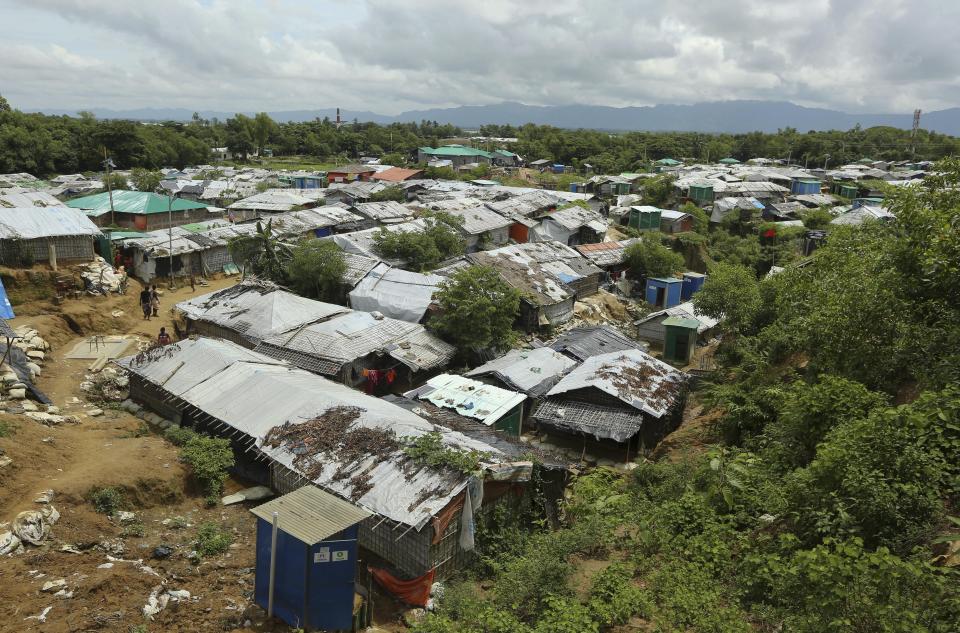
{"left": 79, "top": 257, "right": 124, "bottom": 294}
{"left": 0, "top": 489, "right": 62, "bottom": 555}
{"left": 10, "top": 325, "right": 50, "bottom": 384}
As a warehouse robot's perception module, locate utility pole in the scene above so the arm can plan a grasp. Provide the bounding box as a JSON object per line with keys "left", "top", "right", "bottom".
{"left": 102, "top": 148, "right": 116, "bottom": 226}
{"left": 911, "top": 109, "right": 922, "bottom": 158}
{"left": 159, "top": 182, "right": 177, "bottom": 290}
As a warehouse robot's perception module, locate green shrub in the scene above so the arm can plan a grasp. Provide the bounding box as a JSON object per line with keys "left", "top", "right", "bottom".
{"left": 89, "top": 486, "right": 125, "bottom": 515}
{"left": 195, "top": 522, "right": 233, "bottom": 557}
{"left": 180, "top": 434, "right": 234, "bottom": 501}
{"left": 587, "top": 563, "right": 650, "bottom": 626}
{"left": 0, "top": 419, "right": 14, "bottom": 437}
{"left": 163, "top": 425, "right": 197, "bottom": 446}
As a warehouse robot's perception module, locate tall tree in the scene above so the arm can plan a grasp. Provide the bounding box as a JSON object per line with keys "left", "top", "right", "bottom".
{"left": 430, "top": 265, "right": 520, "bottom": 354}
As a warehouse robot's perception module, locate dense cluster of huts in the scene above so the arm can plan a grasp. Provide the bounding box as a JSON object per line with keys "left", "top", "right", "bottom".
{"left": 0, "top": 152, "right": 924, "bottom": 602}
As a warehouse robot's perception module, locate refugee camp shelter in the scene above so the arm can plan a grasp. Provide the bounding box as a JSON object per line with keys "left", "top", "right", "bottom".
{"left": 465, "top": 347, "right": 578, "bottom": 398}
{"left": 348, "top": 263, "right": 443, "bottom": 323}
{"left": 532, "top": 205, "right": 606, "bottom": 245}
{"left": 466, "top": 246, "right": 579, "bottom": 330}
{"left": 176, "top": 281, "right": 350, "bottom": 348}
{"left": 575, "top": 239, "right": 638, "bottom": 274}
{"left": 117, "top": 338, "right": 531, "bottom": 581}
{"left": 550, "top": 325, "right": 649, "bottom": 362}
{"left": 659, "top": 209, "right": 693, "bottom": 234}
{"left": 0, "top": 206, "right": 101, "bottom": 266}
{"left": 531, "top": 348, "right": 687, "bottom": 448}
{"left": 441, "top": 205, "right": 512, "bottom": 252}
{"left": 645, "top": 277, "right": 683, "bottom": 308}
{"left": 352, "top": 201, "right": 414, "bottom": 225}
{"left": 253, "top": 309, "right": 455, "bottom": 388}
{"left": 634, "top": 301, "right": 719, "bottom": 347}
{"left": 662, "top": 316, "right": 699, "bottom": 365}
{"left": 405, "top": 374, "right": 527, "bottom": 436}
{"left": 251, "top": 486, "right": 371, "bottom": 631}
{"left": 66, "top": 191, "right": 213, "bottom": 229}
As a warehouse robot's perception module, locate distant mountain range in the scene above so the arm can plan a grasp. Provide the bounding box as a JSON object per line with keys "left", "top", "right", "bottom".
{"left": 26, "top": 100, "right": 960, "bottom": 135}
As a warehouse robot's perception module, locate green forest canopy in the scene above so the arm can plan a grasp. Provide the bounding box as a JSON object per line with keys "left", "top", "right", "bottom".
{"left": 2, "top": 97, "right": 957, "bottom": 176}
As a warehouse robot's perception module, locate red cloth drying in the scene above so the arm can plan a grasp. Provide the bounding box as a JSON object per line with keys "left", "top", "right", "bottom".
{"left": 369, "top": 566, "right": 435, "bottom": 607}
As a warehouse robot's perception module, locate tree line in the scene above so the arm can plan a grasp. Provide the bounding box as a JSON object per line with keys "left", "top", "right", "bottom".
{"left": 2, "top": 93, "right": 958, "bottom": 177}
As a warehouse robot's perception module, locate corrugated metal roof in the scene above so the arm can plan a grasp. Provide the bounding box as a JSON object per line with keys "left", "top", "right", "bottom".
{"left": 117, "top": 337, "right": 505, "bottom": 529}
{"left": 547, "top": 349, "right": 686, "bottom": 418}
{"left": 541, "top": 205, "right": 605, "bottom": 231}
{"left": 256, "top": 309, "right": 454, "bottom": 372}
{"left": 0, "top": 191, "right": 62, "bottom": 208}
{"left": 250, "top": 485, "right": 371, "bottom": 544}
{"left": 65, "top": 190, "right": 209, "bottom": 214}
{"left": 550, "top": 325, "right": 648, "bottom": 362}
{"left": 353, "top": 201, "right": 413, "bottom": 221}
{"left": 176, "top": 282, "right": 349, "bottom": 345}
{"left": 0, "top": 207, "right": 102, "bottom": 240}
{"left": 407, "top": 374, "right": 526, "bottom": 426}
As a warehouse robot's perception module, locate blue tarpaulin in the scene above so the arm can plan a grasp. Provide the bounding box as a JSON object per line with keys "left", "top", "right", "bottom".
{"left": 0, "top": 277, "right": 15, "bottom": 319}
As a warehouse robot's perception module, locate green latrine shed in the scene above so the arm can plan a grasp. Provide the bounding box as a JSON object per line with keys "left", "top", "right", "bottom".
{"left": 688, "top": 184, "right": 714, "bottom": 205}
{"left": 629, "top": 206, "right": 662, "bottom": 231}
{"left": 832, "top": 182, "right": 858, "bottom": 199}
{"left": 662, "top": 316, "right": 699, "bottom": 365}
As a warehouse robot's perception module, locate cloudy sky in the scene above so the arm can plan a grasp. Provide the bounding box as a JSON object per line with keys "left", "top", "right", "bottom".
{"left": 0, "top": 0, "right": 956, "bottom": 115}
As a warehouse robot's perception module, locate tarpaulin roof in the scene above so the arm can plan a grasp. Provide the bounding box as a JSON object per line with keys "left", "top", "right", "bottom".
{"left": 547, "top": 349, "right": 686, "bottom": 419}
{"left": 406, "top": 374, "right": 526, "bottom": 427}
{"left": 117, "top": 337, "right": 508, "bottom": 529}
{"left": 65, "top": 190, "right": 209, "bottom": 214}
{"left": 349, "top": 263, "right": 442, "bottom": 323}
{"left": 0, "top": 206, "right": 102, "bottom": 240}
{"left": 466, "top": 347, "right": 577, "bottom": 397}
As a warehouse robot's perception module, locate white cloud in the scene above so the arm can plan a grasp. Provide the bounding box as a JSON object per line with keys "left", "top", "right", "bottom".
{"left": 0, "top": 0, "right": 957, "bottom": 114}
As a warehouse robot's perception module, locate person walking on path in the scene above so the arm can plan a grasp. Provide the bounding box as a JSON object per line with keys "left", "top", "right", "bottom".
{"left": 139, "top": 287, "right": 152, "bottom": 321}
{"left": 150, "top": 285, "right": 160, "bottom": 317}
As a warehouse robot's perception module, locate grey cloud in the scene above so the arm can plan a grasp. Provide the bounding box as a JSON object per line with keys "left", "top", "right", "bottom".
{"left": 0, "top": 0, "right": 957, "bottom": 114}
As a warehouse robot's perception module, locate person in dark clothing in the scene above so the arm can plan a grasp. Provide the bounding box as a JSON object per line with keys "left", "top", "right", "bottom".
{"left": 157, "top": 327, "right": 172, "bottom": 345}
{"left": 139, "top": 288, "right": 152, "bottom": 320}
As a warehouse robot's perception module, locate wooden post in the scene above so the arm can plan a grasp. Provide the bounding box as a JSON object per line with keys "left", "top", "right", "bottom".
{"left": 48, "top": 244, "right": 57, "bottom": 271}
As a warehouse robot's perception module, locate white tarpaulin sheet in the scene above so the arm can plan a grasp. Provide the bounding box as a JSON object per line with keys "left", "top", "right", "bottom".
{"left": 349, "top": 263, "right": 442, "bottom": 323}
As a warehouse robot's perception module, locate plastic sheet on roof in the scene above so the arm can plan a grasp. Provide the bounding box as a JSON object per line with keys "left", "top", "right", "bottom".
{"left": 349, "top": 263, "right": 442, "bottom": 323}
{"left": 0, "top": 207, "right": 102, "bottom": 240}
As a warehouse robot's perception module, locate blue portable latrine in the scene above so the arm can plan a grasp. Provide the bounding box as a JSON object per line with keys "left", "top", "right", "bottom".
{"left": 645, "top": 277, "right": 683, "bottom": 308}
{"left": 251, "top": 485, "right": 371, "bottom": 632}
{"left": 680, "top": 272, "right": 706, "bottom": 301}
